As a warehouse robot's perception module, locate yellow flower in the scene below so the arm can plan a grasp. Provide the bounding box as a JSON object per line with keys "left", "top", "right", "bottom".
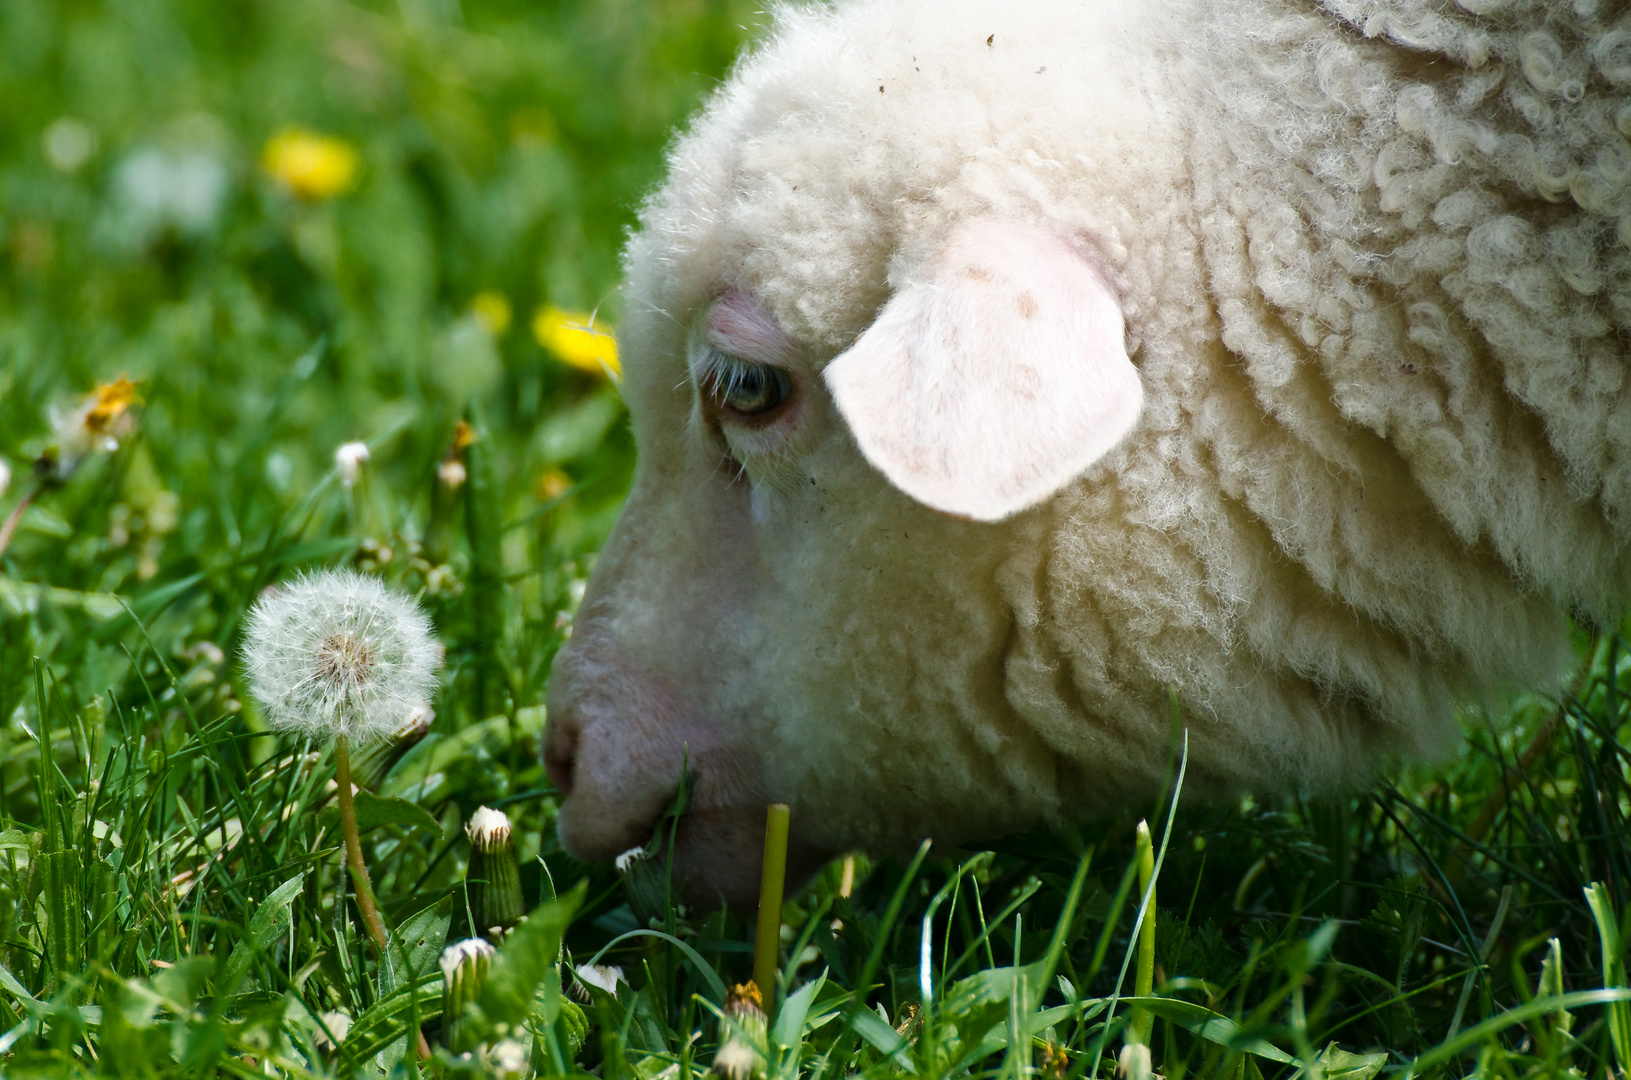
{"left": 470, "top": 292, "right": 512, "bottom": 336}
{"left": 263, "top": 129, "right": 358, "bottom": 200}
{"left": 84, "top": 377, "right": 139, "bottom": 435}
{"left": 532, "top": 305, "right": 618, "bottom": 377}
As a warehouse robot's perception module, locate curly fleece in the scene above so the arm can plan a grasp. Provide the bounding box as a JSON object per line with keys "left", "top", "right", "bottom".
{"left": 597, "top": 0, "right": 1631, "bottom": 853}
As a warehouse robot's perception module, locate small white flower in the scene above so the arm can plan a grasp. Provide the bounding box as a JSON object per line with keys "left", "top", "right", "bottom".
{"left": 44, "top": 118, "right": 97, "bottom": 172}
{"left": 241, "top": 569, "right": 440, "bottom": 742}
{"left": 112, "top": 146, "right": 227, "bottom": 240}
{"left": 572, "top": 963, "right": 624, "bottom": 998}
{"left": 615, "top": 845, "right": 646, "bottom": 873}
{"left": 489, "top": 1038, "right": 529, "bottom": 1079}
{"left": 437, "top": 457, "right": 467, "bottom": 490}
{"left": 0, "top": 456, "right": 10, "bottom": 499}
{"left": 334, "top": 441, "right": 370, "bottom": 488}
{"left": 314, "top": 1009, "right": 351, "bottom": 1051}
{"left": 1117, "top": 1042, "right": 1152, "bottom": 1080}
{"left": 466, "top": 805, "right": 512, "bottom": 851}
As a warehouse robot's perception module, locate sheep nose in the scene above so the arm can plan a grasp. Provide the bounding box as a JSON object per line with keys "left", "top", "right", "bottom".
{"left": 542, "top": 709, "right": 580, "bottom": 797}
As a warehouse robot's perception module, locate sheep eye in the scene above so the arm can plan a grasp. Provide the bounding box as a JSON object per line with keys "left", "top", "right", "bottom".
{"left": 704, "top": 352, "right": 792, "bottom": 418}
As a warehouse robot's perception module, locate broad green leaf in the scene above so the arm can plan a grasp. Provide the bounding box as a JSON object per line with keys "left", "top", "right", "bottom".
{"left": 383, "top": 894, "right": 453, "bottom": 993}
{"left": 773, "top": 971, "right": 826, "bottom": 1049}
{"left": 221, "top": 872, "right": 306, "bottom": 996}
{"left": 851, "top": 1005, "right": 914, "bottom": 1073}
{"left": 1119, "top": 997, "right": 1296, "bottom": 1064}
{"left": 342, "top": 978, "right": 444, "bottom": 1064}
{"left": 318, "top": 789, "right": 440, "bottom": 836}
{"left": 0, "top": 578, "right": 124, "bottom": 620}
{"left": 1312, "top": 1041, "right": 1388, "bottom": 1080}
{"left": 478, "top": 880, "right": 587, "bottom": 1031}
{"left": 584, "top": 928, "right": 730, "bottom": 1003}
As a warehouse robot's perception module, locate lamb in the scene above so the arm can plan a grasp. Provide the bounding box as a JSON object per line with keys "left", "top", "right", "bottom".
{"left": 542, "top": 0, "right": 1631, "bottom": 906}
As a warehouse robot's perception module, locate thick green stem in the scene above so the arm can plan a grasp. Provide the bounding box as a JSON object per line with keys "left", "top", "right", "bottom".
{"left": 753, "top": 803, "right": 791, "bottom": 1010}
{"left": 1130, "top": 819, "right": 1156, "bottom": 1046}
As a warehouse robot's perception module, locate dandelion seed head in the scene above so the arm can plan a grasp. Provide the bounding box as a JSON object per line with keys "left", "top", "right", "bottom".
{"left": 241, "top": 569, "right": 439, "bottom": 743}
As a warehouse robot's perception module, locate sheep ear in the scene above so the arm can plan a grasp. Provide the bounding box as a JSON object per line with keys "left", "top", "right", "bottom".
{"left": 823, "top": 219, "right": 1142, "bottom": 522}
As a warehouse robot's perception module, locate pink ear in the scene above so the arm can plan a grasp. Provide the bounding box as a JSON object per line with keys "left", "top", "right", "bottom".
{"left": 823, "top": 219, "right": 1142, "bottom": 522}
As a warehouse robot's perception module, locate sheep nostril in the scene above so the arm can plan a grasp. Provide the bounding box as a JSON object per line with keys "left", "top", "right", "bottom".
{"left": 543, "top": 726, "right": 578, "bottom": 797}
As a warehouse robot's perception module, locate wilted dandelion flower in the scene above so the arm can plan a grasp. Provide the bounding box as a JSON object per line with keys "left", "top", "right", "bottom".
{"left": 45, "top": 377, "right": 139, "bottom": 479}
{"left": 242, "top": 569, "right": 439, "bottom": 742}
{"left": 264, "top": 129, "right": 357, "bottom": 199}
{"left": 532, "top": 304, "right": 619, "bottom": 377}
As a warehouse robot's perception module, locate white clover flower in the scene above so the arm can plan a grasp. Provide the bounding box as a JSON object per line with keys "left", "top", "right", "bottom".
{"left": 334, "top": 441, "right": 370, "bottom": 488}
{"left": 241, "top": 569, "right": 440, "bottom": 742}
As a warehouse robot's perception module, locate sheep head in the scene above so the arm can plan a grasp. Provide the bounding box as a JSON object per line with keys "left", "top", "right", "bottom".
{"left": 543, "top": 219, "right": 1143, "bottom": 906}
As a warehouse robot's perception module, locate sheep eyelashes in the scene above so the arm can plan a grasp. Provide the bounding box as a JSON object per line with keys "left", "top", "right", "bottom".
{"left": 824, "top": 218, "right": 1143, "bottom": 522}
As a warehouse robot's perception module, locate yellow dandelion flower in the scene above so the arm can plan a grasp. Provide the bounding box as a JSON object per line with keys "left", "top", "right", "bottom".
{"left": 470, "top": 292, "right": 512, "bottom": 336}
{"left": 533, "top": 305, "right": 619, "bottom": 378}
{"left": 84, "top": 377, "right": 139, "bottom": 435}
{"left": 263, "top": 129, "right": 358, "bottom": 200}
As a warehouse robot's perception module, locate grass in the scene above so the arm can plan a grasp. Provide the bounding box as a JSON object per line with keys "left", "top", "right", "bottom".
{"left": 3, "top": 0, "right": 1631, "bottom": 1076}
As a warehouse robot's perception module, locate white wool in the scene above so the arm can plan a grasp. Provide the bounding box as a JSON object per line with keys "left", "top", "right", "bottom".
{"left": 550, "top": 0, "right": 1631, "bottom": 873}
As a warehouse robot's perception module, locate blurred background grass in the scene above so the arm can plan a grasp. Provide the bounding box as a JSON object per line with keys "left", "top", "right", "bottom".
{"left": 1, "top": 0, "right": 767, "bottom": 739}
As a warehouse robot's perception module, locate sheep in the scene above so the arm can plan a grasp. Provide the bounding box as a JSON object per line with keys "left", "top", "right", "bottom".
{"left": 542, "top": 0, "right": 1631, "bottom": 906}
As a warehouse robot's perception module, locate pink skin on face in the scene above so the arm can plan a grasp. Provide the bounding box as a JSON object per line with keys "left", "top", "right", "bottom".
{"left": 544, "top": 295, "right": 833, "bottom": 908}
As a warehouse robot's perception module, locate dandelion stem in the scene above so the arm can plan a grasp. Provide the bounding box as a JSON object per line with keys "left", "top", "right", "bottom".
{"left": 335, "top": 736, "right": 388, "bottom": 952}
{"left": 336, "top": 735, "right": 433, "bottom": 1059}
{"left": 0, "top": 485, "right": 41, "bottom": 563}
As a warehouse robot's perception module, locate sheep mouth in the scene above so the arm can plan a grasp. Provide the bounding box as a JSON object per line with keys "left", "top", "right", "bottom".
{"left": 612, "top": 791, "right": 831, "bottom": 913}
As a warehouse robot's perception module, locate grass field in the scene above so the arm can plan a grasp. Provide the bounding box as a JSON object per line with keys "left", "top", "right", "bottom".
{"left": 4, "top": 2, "right": 1631, "bottom": 1077}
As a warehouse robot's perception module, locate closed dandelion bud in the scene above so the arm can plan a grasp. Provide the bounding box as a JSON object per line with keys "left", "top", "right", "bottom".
{"left": 711, "top": 982, "right": 767, "bottom": 1080}
{"left": 440, "top": 937, "right": 495, "bottom": 1052}
{"left": 466, "top": 806, "right": 523, "bottom": 941}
